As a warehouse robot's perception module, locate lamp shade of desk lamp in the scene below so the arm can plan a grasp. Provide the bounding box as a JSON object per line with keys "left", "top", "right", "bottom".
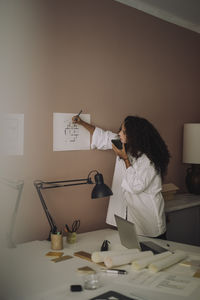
{"left": 34, "top": 170, "right": 113, "bottom": 240}
{"left": 91, "top": 173, "right": 113, "bottom": 198}
{"left": 183, "top": 123, "right": 200, "bottom": 194}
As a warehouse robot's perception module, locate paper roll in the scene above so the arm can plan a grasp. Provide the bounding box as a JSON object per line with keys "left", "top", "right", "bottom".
{"left": 91, "top": 249, "right": 139, "bottom": 263}
{"left": 104, "top": 251, "right": 153, "bottom": 268}
{"left": 149, "top": 250, "right": 187, "bottom": 272}
{"left": 132, "top": 251, "right": 172, "bottom": 270}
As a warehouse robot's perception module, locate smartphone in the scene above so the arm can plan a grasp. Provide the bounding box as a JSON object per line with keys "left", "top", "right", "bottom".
{"left": 111, "top": 139, "right": 123, "bottom": 150}
{"left": 70, "top": 285, "right": 83, "bottom": 292}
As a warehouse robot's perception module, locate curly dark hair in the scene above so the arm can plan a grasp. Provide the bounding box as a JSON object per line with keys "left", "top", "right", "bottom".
{"left": 123, "top": 116, "right": 170, "bottom": 179}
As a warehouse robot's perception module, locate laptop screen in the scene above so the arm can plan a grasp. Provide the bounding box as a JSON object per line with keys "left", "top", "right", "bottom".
{"left": 114, "top": 214, "right": 141, "bottom": 250}
{"left": 114, "top": 214, "right": 169, "bottom": 254}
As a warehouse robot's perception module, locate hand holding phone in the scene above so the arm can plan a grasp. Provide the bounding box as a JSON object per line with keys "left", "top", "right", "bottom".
{"left": 111, "top": 139, "right": 123, "bottom": 150}
{"left": 112, "top": 139, "right": 130, "bottom": 165}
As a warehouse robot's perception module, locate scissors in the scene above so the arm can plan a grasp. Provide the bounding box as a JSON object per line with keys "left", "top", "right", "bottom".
{"left": 65, "top": 220, "right": 80, "bottom": 233}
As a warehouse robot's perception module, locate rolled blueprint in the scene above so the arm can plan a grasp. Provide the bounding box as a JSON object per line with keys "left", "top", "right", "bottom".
{"left": 132, "top": 251, "right": 172, "bottom": 270}
{"left": 104, "top": 251, "right": 153, "bottom": 268}
{"left": 91, "top": 249, "right": 139, "bottom": 263}
{"left": 149, "top": 250, "right": 187, "bottom": 272}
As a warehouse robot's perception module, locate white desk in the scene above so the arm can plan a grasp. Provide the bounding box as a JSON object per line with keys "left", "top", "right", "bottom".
{"left": 1, "top": 229, "right": 200, "bottom": 300}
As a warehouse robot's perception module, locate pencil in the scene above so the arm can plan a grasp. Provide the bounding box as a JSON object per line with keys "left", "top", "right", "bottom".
{"left": 77, "top": 110, "right": 82, "bottom": 117}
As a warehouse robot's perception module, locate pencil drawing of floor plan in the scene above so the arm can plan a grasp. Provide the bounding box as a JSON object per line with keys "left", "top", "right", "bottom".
{"left": 64, "top": 120, "right": 79, "bottom": 143}
{"left": 53, "top": 113, "right": 91, "bottom": 151}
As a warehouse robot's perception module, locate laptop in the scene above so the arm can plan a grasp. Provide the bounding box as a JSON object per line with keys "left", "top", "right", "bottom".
{"left": 114, "top": 214, "right": 168, "bottom": 255}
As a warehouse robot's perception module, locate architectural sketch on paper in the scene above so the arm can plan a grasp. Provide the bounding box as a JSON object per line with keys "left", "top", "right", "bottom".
{"left": 53, "top": 113, "right": 91, "bottom": 151}
{"left": 64, "top": 120, "right": 79, "bottom": 143}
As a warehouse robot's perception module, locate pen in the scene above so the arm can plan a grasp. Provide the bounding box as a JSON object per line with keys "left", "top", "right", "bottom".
{"left": 101, "top": 269, "right": 127, "bottom": 274}
{"left": 74, "top": 110, "right": 82, "bottom": 121}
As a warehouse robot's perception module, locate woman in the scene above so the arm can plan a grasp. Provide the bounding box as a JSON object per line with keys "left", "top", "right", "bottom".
{"left": 72, "top": 115, "right": 170, "bottom": 238}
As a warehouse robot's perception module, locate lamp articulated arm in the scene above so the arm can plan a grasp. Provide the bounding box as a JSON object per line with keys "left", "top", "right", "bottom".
{"left": 33, "top": 170, "right": 112, "bottom": 240}
{"left": 34, "top": 182, "right": 58, "bottom": 235}
{"left": 34, "top": 178, "right": 91, "bottom": 238}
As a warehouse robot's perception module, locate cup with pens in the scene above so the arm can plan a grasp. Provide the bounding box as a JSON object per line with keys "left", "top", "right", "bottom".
{"left": 65, "top": 220, "right": 80, "bottom": 244}
{"left": 51, "top": 231, "right": 63, "bottom": 250}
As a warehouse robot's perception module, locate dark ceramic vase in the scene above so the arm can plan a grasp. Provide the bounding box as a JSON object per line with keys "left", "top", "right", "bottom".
{"left": 186, "top": 164, "right": 200, "bottom": 194}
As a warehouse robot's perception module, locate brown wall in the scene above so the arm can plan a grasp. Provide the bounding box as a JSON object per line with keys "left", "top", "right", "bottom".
{"left": 1, "top": 0, "right": 200, "bottom": 243}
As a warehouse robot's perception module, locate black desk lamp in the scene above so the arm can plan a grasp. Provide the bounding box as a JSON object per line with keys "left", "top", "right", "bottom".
{"left": 34, "top": 170, "right": 113, "bottom": 240}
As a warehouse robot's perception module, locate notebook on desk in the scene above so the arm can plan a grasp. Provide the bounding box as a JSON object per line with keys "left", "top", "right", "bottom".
{"left": 114, "top": 214, "right": 168, "bottom": 255}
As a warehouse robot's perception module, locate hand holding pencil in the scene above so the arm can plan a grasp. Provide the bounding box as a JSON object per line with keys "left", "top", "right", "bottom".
{"left": 72, "top": 110, "right": 82, "bottom": 124}
{"left": 72, "top": 110, "right": 95, "bottom": 135}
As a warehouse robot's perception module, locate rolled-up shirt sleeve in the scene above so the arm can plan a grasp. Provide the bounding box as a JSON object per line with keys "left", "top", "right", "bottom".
{"left": 121, "top": 157, "right": 158, "bottom": 194}
{"left": 91, "top": 127, "right": 118, "bottom": 150}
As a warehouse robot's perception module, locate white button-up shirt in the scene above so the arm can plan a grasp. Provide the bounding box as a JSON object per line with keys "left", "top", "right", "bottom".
{"left": 91, "top": 127, "right": 166, "bottom": 237}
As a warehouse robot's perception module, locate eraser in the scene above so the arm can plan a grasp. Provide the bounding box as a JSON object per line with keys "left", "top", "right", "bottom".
{"left": 70, "top": 284, "right": 83, "bottom": 292}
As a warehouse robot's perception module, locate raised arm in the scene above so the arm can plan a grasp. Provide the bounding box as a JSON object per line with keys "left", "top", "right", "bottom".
{"left": 73, "top": 115, "right": 119, "bottom": 150}
{"left": 72, "top": 115, "right": 95, "bottom": 135}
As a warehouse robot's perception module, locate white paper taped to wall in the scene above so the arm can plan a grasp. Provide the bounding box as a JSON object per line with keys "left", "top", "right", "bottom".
{"left": 53, "top": 113, "right": 91, "bottom": 151}
{"left": 1, "top": 114, "right": 24, "bottom": 156}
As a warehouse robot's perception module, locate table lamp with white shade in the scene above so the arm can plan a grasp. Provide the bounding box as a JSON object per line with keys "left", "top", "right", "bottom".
{"left": 183, "top": 123, "right": 200, "bottom": 194}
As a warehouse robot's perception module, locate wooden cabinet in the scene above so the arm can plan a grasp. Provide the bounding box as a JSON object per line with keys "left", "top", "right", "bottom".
{"left": 165, "top": 193, "right": 200, "bottom": 246}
